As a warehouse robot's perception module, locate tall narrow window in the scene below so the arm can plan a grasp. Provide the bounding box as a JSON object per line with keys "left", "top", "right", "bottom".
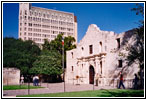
{"left": 72, "top": 66, "right": 73, "bottom": 71}
{"left": 25, "top": 10, "right": 27, "bottom": 15}
{"left": 116, "top": 38, "right": 120, "bottom": 48}
{"left": 100, "top": 61, "right": 102, "bottom": 74}
{"left": 81, "top": 47, "right": 84, "bottom": 56}
{"left": 99, "top": 42, "right": 102, "bottom": 52}
{"left": 89, "top": 45, "right": 93, "bottom": 54}
{"left": 118, "top": 60, "right": 122, "bottom": 68}
{"left": 71, "top": 52, "right": 73, "bottom": 58}
{"left": 24, "top": 16, "right": 27, "bottom": 20}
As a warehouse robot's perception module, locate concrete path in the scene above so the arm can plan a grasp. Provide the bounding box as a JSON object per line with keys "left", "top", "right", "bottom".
{"left": 3, "top": 82, "right": 116, "bottom": 96}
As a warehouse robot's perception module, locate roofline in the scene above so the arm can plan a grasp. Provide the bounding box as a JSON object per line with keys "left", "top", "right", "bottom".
{"left": 31, "top": 6, "right": 74, "bottom": 15}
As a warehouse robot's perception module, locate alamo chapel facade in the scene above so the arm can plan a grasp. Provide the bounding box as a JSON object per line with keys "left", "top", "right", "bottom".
{"left": 65, "top": 24, "right": 139, "bottom": 88}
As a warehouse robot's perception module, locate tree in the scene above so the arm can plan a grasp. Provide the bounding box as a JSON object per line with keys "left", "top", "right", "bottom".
{"left": 42, "top": 34, "right": 76, "bottom": 68}
{"left": 64, "top": 36, "right": 76, "bottom": 51}
{"left": 43, "top": 34, "right": 76, "bottom": 53}
{"left": 127, "top": 3, "right": 144, "bottom": 89}
{"left": 30, "top": 50, "right": 62, "bottom": 82}
{"left": 31, "top": 50, "right": 62, "bottom": 75}
{"left": 3, "top": 37, "right": 41, "bottom": 74}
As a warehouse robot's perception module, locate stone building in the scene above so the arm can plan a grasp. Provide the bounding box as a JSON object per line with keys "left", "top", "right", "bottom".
{"left": 18, "top": 3, "right": 77, "bottom": 47}
{"left": 65, "top": 24, "right": 139, "bottom": 88}
{"left": 3, "top": 68, "right": 20, "bottom": 85}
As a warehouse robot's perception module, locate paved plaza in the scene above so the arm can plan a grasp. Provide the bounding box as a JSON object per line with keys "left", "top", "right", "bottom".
{"left": 3, "top": 82, "right": 116, "bottom": 96}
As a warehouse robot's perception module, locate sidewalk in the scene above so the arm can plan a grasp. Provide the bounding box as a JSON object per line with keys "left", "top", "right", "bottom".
{"left": 3, "top": 82, "right": 116, "bottom": 96}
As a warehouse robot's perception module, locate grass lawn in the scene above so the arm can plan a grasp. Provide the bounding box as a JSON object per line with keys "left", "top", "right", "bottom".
{"left": 3, "top": 85, "right": 44, "bottom": 90}
{"left": 17, "top": 89, "right": 144, "bottom": 97}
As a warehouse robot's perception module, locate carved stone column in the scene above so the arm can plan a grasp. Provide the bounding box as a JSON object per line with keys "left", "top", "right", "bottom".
{"left": 101, "top": 56, "right": 106, "bottom": 86}
{"left": 101, "top": 56, "right": 106, "bottom": 77}
{"left": 95, "top": 57, "right": 99, "bottom": 74}
{"left": 85, "top": 60, "right": 90, "bottom": 84}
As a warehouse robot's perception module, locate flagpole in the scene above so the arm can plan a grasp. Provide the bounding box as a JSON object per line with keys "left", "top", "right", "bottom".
{"left": 62, "top": 36, "right": 65, "bottom": 92}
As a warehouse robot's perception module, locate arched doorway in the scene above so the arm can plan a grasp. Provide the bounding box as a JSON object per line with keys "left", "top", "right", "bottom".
{"left": 89, "top": 65, "right": 95, "bottom": 84}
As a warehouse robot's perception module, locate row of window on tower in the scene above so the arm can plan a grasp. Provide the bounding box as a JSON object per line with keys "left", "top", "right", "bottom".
{"left": 20, "top": 26, "right": 74, "bottom": 35}
{"left": 20, "top": 9, "right": 74, "bottom": 22}
{"left": 20, "top": 15, "right": 74, "bottom": 27}
{"left": 23, "top": 36, "right": 52, "bottom": 42}
{"left": 19, "top": 22, "right": 74, "bottom": 31}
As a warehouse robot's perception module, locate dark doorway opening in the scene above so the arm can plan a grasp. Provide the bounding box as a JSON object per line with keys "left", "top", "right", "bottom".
{"left": 89, "top": 66, "right": 95, "bottom": 84}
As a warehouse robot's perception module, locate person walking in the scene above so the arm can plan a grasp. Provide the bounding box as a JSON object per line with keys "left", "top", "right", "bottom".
{"left": 20, "top": 75, "right": 24, "bottom": 85}
{"left": 118, "top": 73, "right": 125, "bottom": 89}
{"left": 33, "top": 76, "right": 36, "bottom": 86}
{"left": 36, "top": 75, "right": 39, "bottom": 86}
{"left": 134, "top": 74, "right": 139, "bottom": 89}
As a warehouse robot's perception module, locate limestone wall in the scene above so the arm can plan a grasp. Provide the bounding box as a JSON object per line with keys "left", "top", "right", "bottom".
{"left": 3, "top": 68, "right": 20, "bottom": 85}
{"left": 65, "top": 24, "right": 140, "bottom": 88}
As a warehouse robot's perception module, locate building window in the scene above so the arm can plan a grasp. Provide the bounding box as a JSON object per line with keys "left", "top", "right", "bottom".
{"left": 89, "top": 45, "right": 93, "bottom": 54}
{"left": 81, "top": 47, "right": 84, "bottom": 56}
{"left": 25, "top": 22, "right": 27, "bottom": 26}
{"left": 118, "top": 60, "right": 122, "bottom": 68}
{"left": 28, "top": 23, "right": 32, "bottom": 26}
{"left": 116, "top": 38, "right": 120, "bottom": 48}
{"left": 71, "top": 52, "right": 73, "bottom": 58}
{"left": 82, "top": 47, "right": 84, "bottom": 51}
{"left": 99, "top": 42, "right": 102, "bottom": 52}
{"left": 28, "top": 38, "right": 32, "bottom": 40}
{"left": 24, "top": 27, "right": 27, "bottom": 31}
{"left": 24, "top": 16, "right": 27, "bottom": 20}
{"left": 43, "top": 14, "right": 46, "bottom": 18}
{"left": 20, "top": 10, "right": 22, "bottom": 15}
{"left": 72, "top": 66, "right": 73, "bottom": 71}
{"left": 25, "top": 10, "right": 27, "bottom": 15}
{"left": 100, "top": 61, "right": 102, "bottom": 74}
{"left": 20, "top": 16, "right": 22, "bottom": 20}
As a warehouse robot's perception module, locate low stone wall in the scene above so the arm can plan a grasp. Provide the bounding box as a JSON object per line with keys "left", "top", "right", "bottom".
{"left": 3, "top": 68, "right": 20, "bottom": 85}
{"left": 97, "top": 78, "right": 133, "bottom": 89}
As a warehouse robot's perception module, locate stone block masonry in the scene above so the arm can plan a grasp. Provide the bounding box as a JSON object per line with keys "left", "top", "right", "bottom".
{"left": 3, "top": 68, "right": 20, "bottom": 85}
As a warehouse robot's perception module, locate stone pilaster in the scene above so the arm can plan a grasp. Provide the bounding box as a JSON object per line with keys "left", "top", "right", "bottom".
{"left": 101, "top": 56, "right": 106, "bottom": 77}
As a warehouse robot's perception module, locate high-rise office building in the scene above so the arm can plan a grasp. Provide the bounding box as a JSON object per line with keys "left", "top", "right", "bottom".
{"left": 18, "top": 3, "right": 77, "bottom": 47}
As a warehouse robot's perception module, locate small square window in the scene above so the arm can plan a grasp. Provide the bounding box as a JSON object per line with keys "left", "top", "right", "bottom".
{"left": 118, "top": 60, "right": 122, "bottom": 68}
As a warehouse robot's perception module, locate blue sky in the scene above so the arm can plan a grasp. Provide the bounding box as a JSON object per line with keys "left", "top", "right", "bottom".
{"left": 3, "top": 3, "right": 143, "bottom": 42}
